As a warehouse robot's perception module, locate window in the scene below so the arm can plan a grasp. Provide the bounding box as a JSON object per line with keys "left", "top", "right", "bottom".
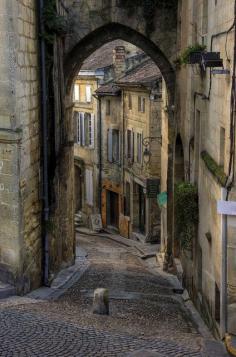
{"left": 128, "top": 93, "right": 132, "bottom": 110}
{"left": 138, "top": 96, "right": 145, "bottom": 113}
{"left": 202, "top": 0, "right": 208, "bottom": 36}
{"left": 124, "top": 182, "right": 130, "bottom": 216}
{"left": 86, "top": 85, "right": 92, "bottom": 102}
{"left": 85, "top": 169, "right": 93, "bottom": 206}
{"left": 108, "top": 129, "right": 120, "bottom": 163}
{"left": 73, "top": 84, "right": 80, "bottom": 102}
{"left": 220, "top": 127, "right": 225, "bottom": 167}
{"left": 137, "top": 133, "right": 143, "bottom": 163}
{"left": 127, "top": 129, "right": 134, "bottom": 161}
{"left": 106, "top": 99, "right": 111, "bottom": 115}
{"left": 215, "top": 283, "right": 220, "bottom": 323}
{"left": 75, "top": 112, "right": 94, "bottom": 148}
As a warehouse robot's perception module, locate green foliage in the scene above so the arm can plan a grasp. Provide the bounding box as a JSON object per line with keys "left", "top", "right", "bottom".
{"left": 43, "top": 0, "right": 68, "bottom": 43}
{"left": 174, "top": 44, "right": 206, "bottom": 66}
{"left": 175, "top": 182, "right": 198, "bottom": 251}
{"left": 201, "top": 151, "right": 227, "bottom": 186}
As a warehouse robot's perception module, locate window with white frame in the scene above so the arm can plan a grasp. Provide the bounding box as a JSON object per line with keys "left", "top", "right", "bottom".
{"left": 75, "top": 112, "right": 94, "bottom": 148}
{"left": 138, "top": 96, "right": 145, "bottom": 113}
{"left": 85, "top": 169, "right": 93, "bottom": 206}
{"left": 137, "top": 132, "right": 143, "bottom": 164}
{"left": 107, "top": 129, "right": 120, "bottom": 163}
{"left": 74, "top": 84, "right": 80, "bottom": 102}
{"left": 86, "top": 85, "right": 92, "bottom": 102}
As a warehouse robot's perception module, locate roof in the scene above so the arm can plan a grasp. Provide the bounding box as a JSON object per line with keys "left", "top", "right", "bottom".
{"left": 117, "top": 59, "right": 161, "bottom": 87}
{"left": 96, "top": 59, "right": 161, "bottom": 96}
{"left": 95, "top": 84, "right": 121, "bottom": 96}
{"left": 81, "top": 40, "right": 142, "bottom": 71}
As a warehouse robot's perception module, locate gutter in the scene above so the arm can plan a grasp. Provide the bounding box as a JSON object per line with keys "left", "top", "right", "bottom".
{"left": 38, "top": 0, "right": 49, "bottom": 286}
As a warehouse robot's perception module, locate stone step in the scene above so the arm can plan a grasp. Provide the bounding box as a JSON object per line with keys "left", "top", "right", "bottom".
{"left": 0, "top": 281, "right": 16, "bottom": 299}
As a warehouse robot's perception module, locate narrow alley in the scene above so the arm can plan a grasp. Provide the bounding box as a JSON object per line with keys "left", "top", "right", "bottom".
{"left": 0, "top": 232, "right": 228, "bottom": 356}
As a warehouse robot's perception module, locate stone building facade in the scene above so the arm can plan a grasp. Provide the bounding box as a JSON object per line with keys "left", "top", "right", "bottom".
{"left": 167, "top": 0, "right": 236, "bottom": 337}
{"left": 96, "top": 59, "right": 162, "bottom": 242}
{"left": 0, "top": 0, "right": 41, "bottom": 292}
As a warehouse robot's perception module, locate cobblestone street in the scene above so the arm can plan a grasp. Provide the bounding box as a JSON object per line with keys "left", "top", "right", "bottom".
{"left": 0, "top": 234, "right": 229, "bottom": 356}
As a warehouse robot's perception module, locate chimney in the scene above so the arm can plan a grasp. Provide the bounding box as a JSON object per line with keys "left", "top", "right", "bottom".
{"left": 113, "top": 46, "right": 126, "bottom": 79}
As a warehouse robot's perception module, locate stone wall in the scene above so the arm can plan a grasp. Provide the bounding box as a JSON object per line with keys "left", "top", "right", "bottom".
{"left": 0, "top": 0, "right": 41, "bottom": 292}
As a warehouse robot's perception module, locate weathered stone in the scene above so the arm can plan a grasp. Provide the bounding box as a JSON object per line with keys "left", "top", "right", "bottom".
{"left": 92, "top": 288, "right": 109, "bottom": 315}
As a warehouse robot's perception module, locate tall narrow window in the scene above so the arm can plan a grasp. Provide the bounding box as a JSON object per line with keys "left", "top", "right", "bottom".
{"left": 138, "top": 96, "right": 145, "bottom": 113}
{"left": 215, "top": 283, "right": 221, "bottom": 323}
{"left": 74, "top": 84, "right": 80, "bottom": 102}
{"left": 107, "top": 129, "right": 120, "bottom": 163}
{"left": 106, "top": 99, "right": 111, "bottom": 115}
{"left": 128, "top": 93, "right": 132, "bottom": 110}
{"left": 137, "top": 133, "right": 143, "bottom": 163}
{"left": 124, "top": 182, "right": 130, "bottom": 216}
{"left": 220, "top": 127, "right": 225, "bottom": 167}
{"left": 202, "top": 0, "right": 208, "bottom": 36}
{"left": 127, "top": 129, "right": 134, "bottom": 161}
{"left": 85, "top": 169, "right": 93, "bottom": 206}
{"left": 86, "top": 85, "right": 92, "bottom": 102}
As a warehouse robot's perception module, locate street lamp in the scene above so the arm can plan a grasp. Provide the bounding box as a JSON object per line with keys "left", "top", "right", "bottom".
{"left": 142, "top": 136, "right": 162, "bottom": 164}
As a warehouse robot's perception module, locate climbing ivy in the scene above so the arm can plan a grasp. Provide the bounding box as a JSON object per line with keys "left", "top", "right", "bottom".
{"left": 201, "top": 151, "right": 227, "bottom": 186}
{"left": 43, "top": 0, "right": 69, "bottom": 44}
{"left": 175, "top": 182, "right": 198, "bottom": 251}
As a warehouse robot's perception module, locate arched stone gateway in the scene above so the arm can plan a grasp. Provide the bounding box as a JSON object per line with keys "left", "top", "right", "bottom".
{"left": 54, "top": 0, "right": 178, "bottom": 272}
{"left": 0, "top": 0, "right": 178, "bottom": 292}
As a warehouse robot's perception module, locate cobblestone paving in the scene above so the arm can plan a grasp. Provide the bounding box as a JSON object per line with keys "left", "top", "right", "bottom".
{"left": 0, "top": 309, "right": 202, "bottom": 356}
{"left": 0, "top": 234, "right": 224, "bottom": 356}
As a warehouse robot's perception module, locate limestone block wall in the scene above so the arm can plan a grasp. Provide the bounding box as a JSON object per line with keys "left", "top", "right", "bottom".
{"left": 176, "top": 0, "right": 236, "bottom": 334}
{"left": 0, "top": 0, "right": 41, "bottom": 291}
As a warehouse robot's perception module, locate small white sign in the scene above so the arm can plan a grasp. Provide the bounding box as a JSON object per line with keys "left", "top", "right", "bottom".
{"left": 217, "top": 200, "right": 236, "bottom": 216}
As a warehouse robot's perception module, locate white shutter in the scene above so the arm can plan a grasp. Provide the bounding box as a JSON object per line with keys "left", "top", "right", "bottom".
{"left": 89, "top": 113, "right": 95, "bottom": 148}
{"left": 86, "top": 85, "right": 92, "bottom": 102}
{"left": 108, "top": 129, "right": 113, "bottom": 162}
{"left": 74, "top": 84, "right": 80, "bottom": 102}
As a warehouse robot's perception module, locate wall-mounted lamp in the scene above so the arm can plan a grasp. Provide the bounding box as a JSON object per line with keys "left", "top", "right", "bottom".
{"left": 142, "top": 136, "right": 162, "bottom": 164}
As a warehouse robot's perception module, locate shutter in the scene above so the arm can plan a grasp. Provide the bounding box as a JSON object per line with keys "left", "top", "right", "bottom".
{"left": 131, "top": 129, "right": 134, "bottom": 162}
{"left": 81, "top": 113, "right": 85, "bottom": 146}
{"left": 74, "top": 84, "right": 80, "bottom": 101}
{"left": 118, "top": 130, "right": 121, "bottom": 163}
{"left": 73, "top": 112, "right": 78, "bottom": 143}
{"left": 90, "top": 113, "right": 95, "bottom": 148}
{"left": 141, "top": 132, "right": 143, "bottom": 164}
{"left": 86, "top": 85, "right": 91, "bottom": 102}
{"left": 108, "top": 129, "right": 113, "bottom": 162}
{"left": 90, "top": 170, "right": 93, "bottom": 206}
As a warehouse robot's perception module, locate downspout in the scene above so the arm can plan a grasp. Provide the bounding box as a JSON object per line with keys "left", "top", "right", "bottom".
{"left": 39, "top": 0, "right": 49, "bottom": 286}
{"left": 93, "top": 94, "right": 102, "bottom": 213}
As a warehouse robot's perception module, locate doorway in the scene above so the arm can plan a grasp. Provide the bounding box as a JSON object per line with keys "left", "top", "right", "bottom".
{"left": 107, "top": 191, "right": 119, "bottom": 229}
{"left": 138, "top": 185, "right": 146, "bottom": 234}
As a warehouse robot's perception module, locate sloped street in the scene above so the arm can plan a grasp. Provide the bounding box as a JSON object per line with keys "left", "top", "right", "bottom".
{"left": 0, "top": 233, "right": 229, "bottom": 356}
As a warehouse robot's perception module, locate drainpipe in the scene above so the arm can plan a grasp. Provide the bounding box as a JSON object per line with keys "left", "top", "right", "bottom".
{"left": 93, "top": 94, "right": 102, "bottom": 213}
{"left": 39, "top": 0, "right": 49, "bottom": 286}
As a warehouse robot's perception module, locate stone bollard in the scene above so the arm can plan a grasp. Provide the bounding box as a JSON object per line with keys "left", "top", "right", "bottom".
{"left": 92, "top": 288, "right": 109, "bottom": 315}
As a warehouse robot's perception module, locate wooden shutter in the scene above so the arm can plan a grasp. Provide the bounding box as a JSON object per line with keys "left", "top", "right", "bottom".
{"left": 131, "top": 129, "right": 134, "bottom": 162}
{"left": 73, "top": 112, "right": 78, "bottom": 143}
{"left": 89, "top": 113, "right": 95, "bottom": 148}
{"left": 108, "top": 129, "right": 113, "bottom": 162}
{"left": 81, "top": 113, "right": 85, "bottom": 146}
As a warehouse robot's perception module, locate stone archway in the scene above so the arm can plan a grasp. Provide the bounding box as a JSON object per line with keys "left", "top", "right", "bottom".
{"left": 47, "top": 1, "right": 178, "bottom": 280}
